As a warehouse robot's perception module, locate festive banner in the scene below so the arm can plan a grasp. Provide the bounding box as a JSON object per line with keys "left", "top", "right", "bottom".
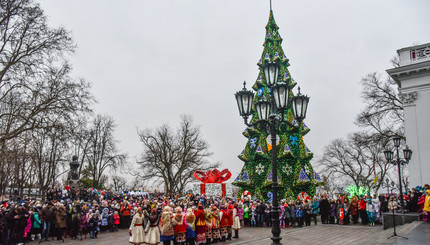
{"left": 373, "top": 158, "right": 377, "bottom": 185}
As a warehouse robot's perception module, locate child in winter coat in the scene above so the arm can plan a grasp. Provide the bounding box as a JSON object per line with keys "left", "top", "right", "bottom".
{"left": 100, "top": 208, "right": 109, "bottom": 232}
{"left": 243, "top": 205, "right": 249, "bottom": 227}
{"left": 279, "top": 205, "right": 286, "bottom": 228}
{"left": 80, "top": 210, "right": 88, "bottom": 239}
{"left": 366, "top": 198, "right": 375, "bottom": 226}
{"left": 339, "top": 207, "right": 344, "bottom": 225}
{"left": 113, "top": 211, "right": 120, "bottom": 231}
{"left": 296, "top": 206, "right": 304, "bottom": 228}
{"left": 237, "top": 204, "right": 244, "bottom": 227}
{"left": 250, "top": 206, "right": 257, "bottom": 227}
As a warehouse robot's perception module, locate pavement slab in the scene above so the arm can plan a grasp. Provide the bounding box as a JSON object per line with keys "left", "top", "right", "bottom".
{"left": 28, "top": 222, "right": 430, "bottom": 245}
{"left": 27, "top": 223, "right": 386, "bottom": 245}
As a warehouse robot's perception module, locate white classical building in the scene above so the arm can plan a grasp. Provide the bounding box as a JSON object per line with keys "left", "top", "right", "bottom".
{"left": 387, "top": 43, "right": 430, "bottom": 188}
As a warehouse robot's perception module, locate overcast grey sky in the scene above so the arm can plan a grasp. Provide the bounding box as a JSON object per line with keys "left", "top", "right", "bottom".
{"left": 39, "top": 0, "right": 430, "bottom": 182}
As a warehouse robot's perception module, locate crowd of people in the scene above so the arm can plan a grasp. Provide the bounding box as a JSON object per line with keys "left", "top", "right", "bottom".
{"left": 0, "top": 185, "right": 429, "bottom": 245}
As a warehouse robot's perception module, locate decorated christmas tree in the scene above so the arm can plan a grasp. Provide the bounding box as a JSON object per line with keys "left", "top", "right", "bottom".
{"left": 233, "top": 11, "right": 323, "bottom": 201}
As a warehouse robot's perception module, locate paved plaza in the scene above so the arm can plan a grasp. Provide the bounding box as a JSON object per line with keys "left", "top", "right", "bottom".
{"left": 25, "top": 221, "right": 429, "bottom": 245}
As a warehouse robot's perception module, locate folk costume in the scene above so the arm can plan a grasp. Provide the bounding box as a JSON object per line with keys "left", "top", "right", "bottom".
{"left": 194, "top": 204, "right": 206, "bottom": 245}
{"left": 220, "top": 206, "right": 229, "bottom": 241}
{"left": 160, "top": 206, "right": 175, "bottom": 245}
{"left": 185, "top": 208, "right": 196, "bottom": 245}
{"left": 210, "top": 206, "right": 221, "bottom": 243}
{"left": 204, "top": 207, "right": 213, "bottom": 244}
{"left": 232, "top": 204, "right": 241, "bottom": 238}
{"left": 144, "top": 209, "right": 161, "bottom": 245}
{"left": 129, "top": 209, "right": 145, "bottom": 245}
{"left": 226, "top": 206, "right": 233, "bottom": 240}
{"left": 172, "top": 207, "right": 187, "bottom": 244}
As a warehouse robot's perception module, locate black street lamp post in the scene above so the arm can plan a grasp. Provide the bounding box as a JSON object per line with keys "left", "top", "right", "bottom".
{"left": 382, "top": 178, "right": 396, "bottom": 195}
{"left": 383, "top": 137, "right": 412, "bottom": 212}
{"left": 235, "top": 61, "right": 309, "bottom": 245}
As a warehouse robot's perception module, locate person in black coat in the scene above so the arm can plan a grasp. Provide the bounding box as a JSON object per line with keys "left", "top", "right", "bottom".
{"left": 256, "top": 201, "right": 266, "bottom": 227}
{"left": 2, "top": 206, "right": 16, "bottom": 245}
{"left": 303, "top": 200, "right": 313, "bottom": 226}
{"left": 319, "top": 196, "right": 330, "bottom": 224}
{"left": 410, "top": 188, "right": 419, "bottom": 212}
{"left": 16, "top": 206, "right": 30, "bottom": 244}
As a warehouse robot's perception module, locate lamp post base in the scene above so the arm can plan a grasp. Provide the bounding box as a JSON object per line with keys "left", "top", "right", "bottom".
{"left": 270, "top": 236, "right": 282, "bottom": 245}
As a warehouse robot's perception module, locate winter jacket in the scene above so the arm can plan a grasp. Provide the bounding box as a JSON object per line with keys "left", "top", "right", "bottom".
{"left": 312, "top": 201, "right": 319, "bottom": 214}
{"left": 359, "top": 200, "right": 367, "bottom": 210}
{"left": 295, "top": 209, "right": 303, "bottom": 218}
{"left": 237, "top": 207, "right": 244, "bottom": 220}
{"left": 32, "top": 212, "right": 42, "bottom": 229}
{"left": 349, "top": 201, "right": 359, "bottom": 215}
{"left": 249, "top": 208, "right": 256, "bottom": 221}
{"left": 366, "top": 203, "right": 375, "bottom": 213}
{"left": 329, "top": 203, "right": 336, "bottom": 217}
{"left": 40, "top": 206, "right": 54, "bottom": 223}
{"left": 88, "top": 217, "right": 99, "bottom": 231}
{"left": 319, "top": 199, "right": 330, "bottom": 215}
{"left": 114, "top": 214, "right": 120, "bottom": 225}
{"left": 290, "top": 205, "right": 296, "bottom": 218}
{"left": 243, "top": 207, "right": 249, "bottom": 219}
{"left": 424, "top": 190, "right": 430, "bottom": 212}
{"left": 56, "top": 207, "right": 67, "bottom": 228}
{"left": 284, "top": 206, "right": 291, "bottom": 219}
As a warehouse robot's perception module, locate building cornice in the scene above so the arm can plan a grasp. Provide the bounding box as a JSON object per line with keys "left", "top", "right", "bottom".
{"left": 386, "top": 60, "right": 430, "bottom": 87}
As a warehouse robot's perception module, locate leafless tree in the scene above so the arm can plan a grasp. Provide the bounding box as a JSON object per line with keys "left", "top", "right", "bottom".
{"left": 29, "top": 121, "right": 70, "bottom": 199}
{"left": 110, "top": 175, "right": 126, "bottom": 192}
{"left": 0, "top": 0, "right": 93, "bottom": 143}
{"left": 137, "top": 115, "right": 220, "bottom": 193}
{"left": 81, "top": 115, "right": 127, "bottom": 188}
{"left": 318, "top": 132, "right": 393, "bottom": 193}
{"left": 0, "top": 0, "right": 98, "bottom": 199}
{"left": 390, "top": 55, "right": 400, "bottom": 68}
{"left": 355, "top": 72, "right": 403, "bottom": 138}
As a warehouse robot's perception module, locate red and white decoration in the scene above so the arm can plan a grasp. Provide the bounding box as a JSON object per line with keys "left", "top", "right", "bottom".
{"left": 297, "top": 192, "right": 311, "bottom": 202}
{"left": 241, "top": 190, "right": 251, "bottom": 202}
{"left": 192, "top": 169, "right": 233, "bottom": 197}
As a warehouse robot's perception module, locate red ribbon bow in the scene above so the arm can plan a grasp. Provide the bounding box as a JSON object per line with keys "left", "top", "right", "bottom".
{"left": 193, "top": 169, "right": 231, "bottom": 183}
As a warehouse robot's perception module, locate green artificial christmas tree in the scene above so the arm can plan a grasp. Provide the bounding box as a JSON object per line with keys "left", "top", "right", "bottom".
{"left": 233, "top": 11, "right": 323, "bottom": 202}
